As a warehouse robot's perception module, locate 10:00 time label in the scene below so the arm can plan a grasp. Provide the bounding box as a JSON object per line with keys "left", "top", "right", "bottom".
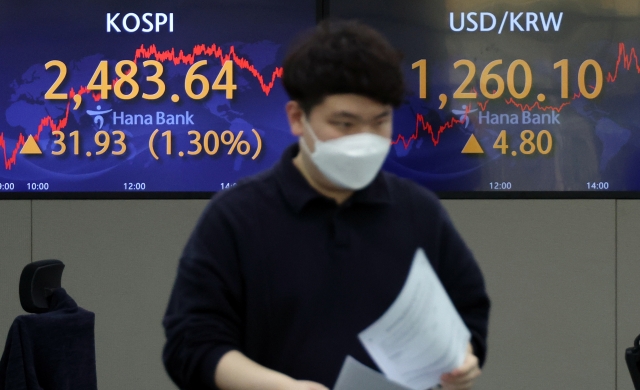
{"left": 27, "top": 183, "right": 49, "bottom": 191}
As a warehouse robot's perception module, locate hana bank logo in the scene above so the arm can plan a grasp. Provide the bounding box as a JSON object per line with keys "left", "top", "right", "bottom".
{"left": 449, "top": 12, "right": 563, "bottom": 34}
{"left": 87, "top": 105, "right": 112, "bottom": 130}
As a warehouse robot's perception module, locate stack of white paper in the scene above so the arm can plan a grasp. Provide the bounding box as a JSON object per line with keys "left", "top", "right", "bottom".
{"left": 333, "top": 356, "right": 411, "bottom": 390}
{"left": 352, "top": 248, "right": 471, "bottom": 390}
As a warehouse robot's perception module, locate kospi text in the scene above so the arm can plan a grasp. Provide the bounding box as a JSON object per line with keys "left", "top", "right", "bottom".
{"left": 107, "top": 13, "right": 174, "bottom": 33}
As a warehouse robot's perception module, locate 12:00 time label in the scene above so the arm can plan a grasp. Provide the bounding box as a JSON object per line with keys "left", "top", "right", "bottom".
{"left": 489, "top": 182, "right": 512, "bottom": 190}
{"left": 124, "top": 183, "right": 146, "bottom": 191}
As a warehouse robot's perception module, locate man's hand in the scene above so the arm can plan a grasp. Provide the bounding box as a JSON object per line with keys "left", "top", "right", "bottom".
{"left": 439, "top": 343, "right": 481, "bottom": 390}
{"left": 215, "top": 350, "right": 330, "bottom": 390}
{"left": 289, "top": 380, "right": 329, "bottom": 390}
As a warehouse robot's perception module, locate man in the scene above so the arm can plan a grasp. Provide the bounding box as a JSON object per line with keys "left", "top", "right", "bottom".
{"left": 163, "top": 21, "right": 490, "bottom": 390}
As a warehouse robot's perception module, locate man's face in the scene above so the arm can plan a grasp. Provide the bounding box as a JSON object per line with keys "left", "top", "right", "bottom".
{"left": 286, "top": 94, "right": 394, "bottom": 193}
{"left": 288, "top": 94, "right": 393, "bottom": 151}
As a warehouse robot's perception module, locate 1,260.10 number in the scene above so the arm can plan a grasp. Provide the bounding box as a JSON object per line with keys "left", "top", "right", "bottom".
{"left": 412, "top": 58, "right": 603, "bottom": 100}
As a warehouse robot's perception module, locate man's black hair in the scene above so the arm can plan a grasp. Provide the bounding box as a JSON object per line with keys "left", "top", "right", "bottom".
{"left": 282, "top": 20, "right": 405, "bottom": 114}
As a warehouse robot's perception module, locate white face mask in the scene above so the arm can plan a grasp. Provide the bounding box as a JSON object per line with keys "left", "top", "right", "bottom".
{"left": 300, "top": 118, "right": 391, "bottom": 190}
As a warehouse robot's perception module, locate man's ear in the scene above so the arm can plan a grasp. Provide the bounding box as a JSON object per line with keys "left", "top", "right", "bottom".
{"left": 286, "top": 101, "right": 304, "bottom": 137}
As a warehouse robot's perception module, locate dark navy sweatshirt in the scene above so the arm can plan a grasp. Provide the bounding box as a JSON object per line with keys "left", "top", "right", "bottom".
{"left": 163, "top": 144, "right": 490, "bottom": 389}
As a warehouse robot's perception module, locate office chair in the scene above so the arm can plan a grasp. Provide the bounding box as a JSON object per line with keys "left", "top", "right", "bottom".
{"left": 0, "top": 259, "right": 98, "bottom": 390}
{"left": 19, "top": 259, "right": 65, "bottom": 313}
{"left": 626, "top": 333, "right": 640, "bottom": 389}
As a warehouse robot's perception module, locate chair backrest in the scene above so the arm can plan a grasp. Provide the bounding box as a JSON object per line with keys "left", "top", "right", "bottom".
{"left": 626, "top": 334, "right": 640, "bottom": 389}
{"left": 2, "top": 264, "right": 98, "bottom": 390}
{"left": 19, "top": 259, "right": 65, "bottom": 313}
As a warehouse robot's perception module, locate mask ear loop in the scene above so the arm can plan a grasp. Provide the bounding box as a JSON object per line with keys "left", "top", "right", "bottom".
{"left": 300, "top": 116, "right": 320, "bottom": 155}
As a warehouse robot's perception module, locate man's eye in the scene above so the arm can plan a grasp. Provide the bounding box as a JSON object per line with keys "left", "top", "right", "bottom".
{"left": 332, "top": 121, "right": 353, "bottom": 128}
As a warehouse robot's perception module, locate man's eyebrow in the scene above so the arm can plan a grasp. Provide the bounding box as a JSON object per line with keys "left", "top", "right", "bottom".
{"left": 373, "top": 110, "right": 392, "bottom": 119}
{"left": 330, "top": 110, "right": 392, "bottom": 120}
{"left": 330, "top": 111, "right": 361, "bottom": 120}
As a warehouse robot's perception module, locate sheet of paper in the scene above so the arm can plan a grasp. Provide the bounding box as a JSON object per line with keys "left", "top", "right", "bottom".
{"left": 333, "top": 356, "right": 410, "bottom": 390}
{"left": 358, "top": 248, "right": 470, "bottom": 390}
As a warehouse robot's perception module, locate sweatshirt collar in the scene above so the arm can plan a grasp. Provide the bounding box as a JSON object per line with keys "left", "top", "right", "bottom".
{"left": 274, "top": 143, "right": 391, "bottom": 213}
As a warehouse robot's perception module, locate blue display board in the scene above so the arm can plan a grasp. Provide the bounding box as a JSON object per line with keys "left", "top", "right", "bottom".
{"left": 4, "top": 0, "right": 640, "bottom": 196}
{"left": 0, "top": 0, "right": 315, "bottom": 195}
{"left": 333, "top": 1, "right": 640, "bottom": 194}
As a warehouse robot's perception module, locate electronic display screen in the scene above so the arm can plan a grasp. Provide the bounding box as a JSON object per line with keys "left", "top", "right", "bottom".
{"left": 333, "top": 0, "right": 640, "bottom": 194}
{"left": 0, "top": 0, "right": 315, "bottom": 196}
{"left": 4, "top": 0, "right": 640, "bottom": 197}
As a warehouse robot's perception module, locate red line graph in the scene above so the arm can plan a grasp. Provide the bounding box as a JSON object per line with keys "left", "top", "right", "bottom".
{"left": 503, "top": 98, "right": 571, "bottom": 112}
{"left": 133, "top": 44, "right": 282, "bottom": 96}
{"left": 0, "top": 43, "right": 283, "bottom": 170}
{"left": 393, "top": 107, "right": 469, "bottom": 149}
{"left": 475, "top": 43, "right": 640, "bottom": 115}
{"left": 0, "top": 133, "right": 25, "bottom": 171}
{"left": 607, "top": 43, "right": 640, "bottom": 82}
{"left": 492, "top": 80, "right": 594, "bottom": 112}
{"left": 0, "top": 101, "right": 71, "bottom": 169}
{"left": 5, "top": 42, "right": 640, "bottom": 167}
{"left": 477, "top": 97, "right": 572, "bottom": 113}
